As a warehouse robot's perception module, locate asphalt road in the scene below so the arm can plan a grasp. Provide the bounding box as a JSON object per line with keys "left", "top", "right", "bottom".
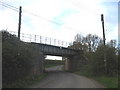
{"left": 30, "top": 65, "right": 105, "bottom": 88}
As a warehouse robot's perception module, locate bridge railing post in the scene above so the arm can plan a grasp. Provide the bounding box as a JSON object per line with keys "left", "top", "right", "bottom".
{"left": 62, "top": 41, "right": 63, "bottom": 47}
{"left": 35, "top": 35, "right": 36, "bottom": 42}
{"left": 50, "top": 38, "right": 51, "bottom": 45}
{"left": 40, "top": 36, "right": 42, "bottom": 43}
{"left": 60, "top": 40, "right": 62, "bottom": 47}
{"left": 66, "top": 42, "right": 67, "bottom": 47}
{"left": 45, "top": 37, "right": 47, "bottom": 44}
{"left": 54, "top": 39, "right": 56, "bottom": 46}
{"left": 21, "top": 33, "right": 24, "bottom": 41}
{"left": 29, "top": 34, "right": 32, "bottom": 42}
{"left": 58, "top": 40, "right": 60, "bottom": 46}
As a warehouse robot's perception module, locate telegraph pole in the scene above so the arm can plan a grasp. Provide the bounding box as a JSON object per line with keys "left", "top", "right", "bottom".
{"left": 101, "top": 14, "right": 107, "bottom": 74}
{"left": 18, "top": 6, "right": 22, "bottom": 40}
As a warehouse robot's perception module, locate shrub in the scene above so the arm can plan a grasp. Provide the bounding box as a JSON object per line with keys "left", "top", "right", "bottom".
{"left": 2, "top": 30, "right": 43, "bottom": 87}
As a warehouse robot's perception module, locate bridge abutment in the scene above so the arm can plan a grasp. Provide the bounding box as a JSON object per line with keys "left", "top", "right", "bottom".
{"left": 30, "top": 44, "right": 45, "bottom": 77}
{"left": 64, "top": 51, "right": 81, "bottom": 72}
{"left": 64, "top": 58, "right": 71, "bottom": 71}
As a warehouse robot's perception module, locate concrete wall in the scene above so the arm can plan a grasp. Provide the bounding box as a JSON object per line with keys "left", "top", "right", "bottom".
{"left": 30, "top": 44, "right": 45, "bottom": 77}
{"left": 64, "top": 58, "right": 70, "bottom": 71}
{"left": 64, "top": 51, "right": 82, "bottom": 72}
{"left": 69, "top": 55, "right": 79, "bottom": 72}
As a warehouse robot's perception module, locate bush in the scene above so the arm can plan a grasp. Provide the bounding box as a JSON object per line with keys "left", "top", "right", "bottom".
{"left": 88, "top": 45, "right": 118, "bottom": 76}
{"left": 76, "top": 45, "right": 118, "bottom": 76}
{"left": 2, "top": 30, "right": 43, "bottom": 87}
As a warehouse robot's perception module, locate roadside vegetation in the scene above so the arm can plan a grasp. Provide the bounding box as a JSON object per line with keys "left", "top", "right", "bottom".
{"left": 75, "top": 71, "right": 118, "bottom": 88}
{"left": 45, "top": 59, "right": 64, "bottom": 68}
{"left": 4, "top": 73, "right": 48, "bottom": 88}
{"left": 2, "top": 30, "right": 119, "bottom": 88}
{"left": 2, "top": 30, "right": 46, "bottom": 88}
{"left": 69, "top": 33, "right": 119, "bottom": 88}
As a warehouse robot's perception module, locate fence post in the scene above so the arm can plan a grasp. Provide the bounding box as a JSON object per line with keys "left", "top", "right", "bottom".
{"left": 22, "top": 33, "right": 24, "bottom": 41}
{"left": 29, "top": 34, "right": 31, "bottom": 42}
{"left": 45, "top": 37, "right": 47, "bottom": 44}
{"left": 54, "top": 39, "right": 56, "bottom": 46}
{"left": 58, "top": 40, "right": 60, "bottom": 46}
{"left": 35, "top": 35, "right": 36, "bottom": 42}
{"left": 62, "top": 41, "right": 63, "bottom": 47}
{"left": 50, "top": 38, "right": 51, "bottom": 45}
{"left": 40, "top": 36, "right": 42, "bottom": 43}
{"left": 66, "top": 42, "right": 67, "bottom": 47}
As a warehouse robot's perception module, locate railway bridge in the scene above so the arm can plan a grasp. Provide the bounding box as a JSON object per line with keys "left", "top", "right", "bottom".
{"left": 32, "top": 42, "right": 81, "bottom": 72}
{"left": 9, "top": 31, "right": 82, "bottom": 73}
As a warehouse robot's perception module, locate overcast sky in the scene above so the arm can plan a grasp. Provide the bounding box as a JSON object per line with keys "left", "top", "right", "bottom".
{"left": 0, "top": 0, "right": 119, "bottom": 60}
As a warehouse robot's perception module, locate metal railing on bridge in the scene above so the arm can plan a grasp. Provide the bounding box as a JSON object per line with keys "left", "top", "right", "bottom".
{"left": 9, "top": 31, "right": 70, "bottom": 47}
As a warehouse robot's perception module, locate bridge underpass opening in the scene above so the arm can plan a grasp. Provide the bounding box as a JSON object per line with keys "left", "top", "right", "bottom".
{"left": 44, "top": 55, "right": 65, "bottom": 72}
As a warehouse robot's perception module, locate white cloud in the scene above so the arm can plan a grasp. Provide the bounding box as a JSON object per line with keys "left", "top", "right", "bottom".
{"left": 106, "top": 25, "right": 118, "bottom": 42}
{"left": 0, "top": 9, "right": 18, "bottom": 31}
{"left": 0, "top": 0, "right": 118, "bottom": 60}
{"left": 0, "top": 0, "right": 118, "bottom": 43}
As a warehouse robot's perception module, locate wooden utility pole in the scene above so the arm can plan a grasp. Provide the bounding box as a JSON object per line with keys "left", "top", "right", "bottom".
{"left": 18, "top": 6, "right": 22, "bottom": 40}
{"left": 101, "top": 14, "right": 107, "bottom": 74}
{"left": 101, "top": 14, "right": 106, "bottom": 45}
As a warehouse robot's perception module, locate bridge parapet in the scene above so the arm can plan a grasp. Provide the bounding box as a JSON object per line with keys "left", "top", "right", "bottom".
{"left": 9, "top": 31, "right": 69, "bottom": 47}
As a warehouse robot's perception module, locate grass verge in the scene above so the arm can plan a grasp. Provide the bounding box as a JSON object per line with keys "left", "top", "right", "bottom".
{"left": 74, "top": 71, "right": 118, "bottom": 88}
{"left": 93, "top": 76, "right": 118, "bottom": 88}
{"left": 5, "top": 73, "right": 48, "bottom": 88}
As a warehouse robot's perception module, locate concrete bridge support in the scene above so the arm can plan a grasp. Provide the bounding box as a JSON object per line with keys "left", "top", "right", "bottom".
{"left": 64, "top": 58, "right": 71, "bottom": 71}
{"left": 30, "top": 45, "right": 45, "bottom": 76}
{"left": 64, "top": 52, "right": 81, "bottom": 72}
{"left": 69, "top": 55, "right": 80, "bottom": 72}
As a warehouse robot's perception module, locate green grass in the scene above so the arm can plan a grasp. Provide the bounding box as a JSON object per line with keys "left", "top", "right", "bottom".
{"left": 93, "top": 76, "right": 118, "bottom": 88}
{"left": 45, "top": 63, "right": 64, "bottom": 68}
{"left": 4, "top": 73, "right": 48, "bottom": 88}
{"left": 45, "top": 59, "right": 64, "bottom": 68}
{"left": 74, "top": 71, "right": 118, "bottom": 88}
{"left": 45, "top": 64, "right": 60, "bottom": 68}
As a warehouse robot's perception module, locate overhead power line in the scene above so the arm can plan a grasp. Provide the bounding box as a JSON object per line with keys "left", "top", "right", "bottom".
{"left": 0, "top": 1, "right": 86, "bottom": 35}
{"left": 0, "top": 1, "right": 63, "bottom": 26}
{"left": 0, "top": 1, "right": 18, "bottom": 12}
{"left": 23, "top": 9, "right": 86, "bottom": 34}
{"left": 1, "top": 4, "right": 18, "bottom": 12}
{"left": 22, "top": 9, "right": 62, "bottom": 26}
